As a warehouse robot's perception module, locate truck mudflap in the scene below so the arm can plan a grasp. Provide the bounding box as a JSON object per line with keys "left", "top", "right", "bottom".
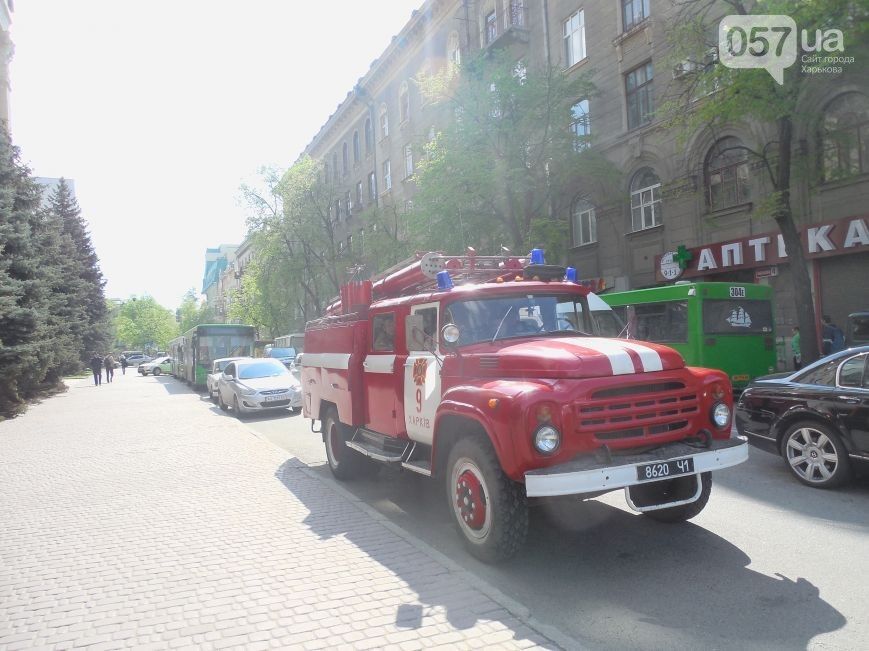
{"left": 524, "top": 436, "right": 748, "bottom": 498}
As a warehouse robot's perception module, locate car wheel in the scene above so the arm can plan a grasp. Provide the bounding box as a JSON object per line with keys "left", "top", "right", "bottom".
{"left": 291, "top": 406, "right": 302, "bottom": 414}
{"left": 233, "top": 396, "right": 246, "bottom": 419}
{"left": 152, "top": 367, "right": 161, "bottom": 376}
{"left": 210, "top": 387, "right": 217, "bottom": 403}
{"left": 217, "top": 390, "right": 228, "bottom": 412}
{"left": 641, "top": 472, "right": 712, "bottom": 523}
{"left": 780, "top": 421, "right": 852, "bottom": 488}
{"left": 446, "top": 436, "right": 528, "bottom": 563}
{"left": 323, "top": 408, "right": 372, "bottom": 480}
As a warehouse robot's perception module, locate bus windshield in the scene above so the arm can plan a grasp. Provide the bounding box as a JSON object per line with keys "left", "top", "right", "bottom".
{"left": 446, "top": 294, "right": 599, "bottom": 345}
{"left": 198, "top": 335, "right": 253, "bottom": 367}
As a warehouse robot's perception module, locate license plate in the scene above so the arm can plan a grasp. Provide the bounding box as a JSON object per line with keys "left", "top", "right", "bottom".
{"left": 636, "top": 457, "right": 695, "bottom": 481}
{"left": 263, "top": 394, "right": 286, "bottom": 402}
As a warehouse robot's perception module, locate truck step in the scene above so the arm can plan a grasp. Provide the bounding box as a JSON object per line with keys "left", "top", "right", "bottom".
{"left": 400, "top": 459, "right": 432, "bottom": 476}
{"left": 347, "top": 429, "right": 410, "bottom": 463}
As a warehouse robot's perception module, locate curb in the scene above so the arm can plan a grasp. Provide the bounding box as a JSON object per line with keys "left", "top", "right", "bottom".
{"left": 243, "top": 423, "right": 587, "bottom": 651}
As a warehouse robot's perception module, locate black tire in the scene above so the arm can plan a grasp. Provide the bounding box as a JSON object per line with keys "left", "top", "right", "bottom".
{"left": 233, "top": 396, "right": 245, "bottom": 420}
{"left": 780, "top": 420, "right": 852, "bottom": 488}
{"left": 323, "top": 408, "right": 373, "bottom": 480}
{"left": 445, "top": 436, "right": 528, "bottom": 563}
{"left": 642, "top": 472, "right": 712, "bottom": 523}
{"left": 152, "top": 367, "right": 161, "bottom": 376}
{"left": 217, "top": 390, "right": 228, "bottom": 412}
{"left": 291, "top": 407, "right": 302, "bottom": 414}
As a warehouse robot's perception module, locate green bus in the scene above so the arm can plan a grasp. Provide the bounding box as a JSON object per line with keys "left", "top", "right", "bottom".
{"left": 169, "top": 323, "right": 256, "bottom": 388}
{"left": 600, "top": 282, "right": 777, "bottom": 391}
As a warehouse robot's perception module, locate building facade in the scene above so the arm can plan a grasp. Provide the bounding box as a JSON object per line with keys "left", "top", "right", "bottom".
{"left": 202, "top": 244, "right": 239, "bottom": 318}
{"left": 299, "top": 0, "right": 869, "bottom": 351}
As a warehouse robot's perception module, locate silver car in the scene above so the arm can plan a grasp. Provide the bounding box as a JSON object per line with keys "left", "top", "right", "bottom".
{"left": 216, "top": 358, "right": 302, "bottom": 418}
{"left": 207, "top": 356, "right": 250, "bottom": 401}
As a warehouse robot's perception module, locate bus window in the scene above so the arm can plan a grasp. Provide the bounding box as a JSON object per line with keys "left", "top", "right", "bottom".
{"left": 630, "top": 302, "right": 688, "bottom": 343}
{"left": 702, "top": 299, "right": 773, "bottom": 334}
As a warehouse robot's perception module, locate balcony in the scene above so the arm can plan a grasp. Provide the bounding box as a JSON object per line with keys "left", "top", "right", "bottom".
{"left": 483, "top": 2, "right": 530, "bottom": 49}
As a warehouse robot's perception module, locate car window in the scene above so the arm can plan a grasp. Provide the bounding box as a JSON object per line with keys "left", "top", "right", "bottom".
{"left": 838, "top": 354, "right": 868, "bottom": 389}
{"left": 795, "top": 359, "right": 839, "bottom": 387}
{"left": 238, "top": 361, "right": 289, "bottom": 379}
{"left": 372, "top": 313, "right": 396, "bottom": 351}
{"left": 224, "top": 363, "right": 235, "bottom": 377}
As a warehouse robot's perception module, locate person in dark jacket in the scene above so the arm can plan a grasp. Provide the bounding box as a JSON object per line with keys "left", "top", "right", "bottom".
{"left": 104, "top": 354, "right": 115, "bottom": 383}
{"left": 89, "top": 353, "right": 103, "bottom": 386}
{"left": 822, "top": 315, "right": 845, "bottom": 355}
{"left": 119, "top": 354, "right": 128, "bottom": 375}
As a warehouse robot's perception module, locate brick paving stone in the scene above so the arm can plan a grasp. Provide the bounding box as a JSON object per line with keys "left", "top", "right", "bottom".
{"left": 0, "top": 375, "right": 559, "bottom": 650}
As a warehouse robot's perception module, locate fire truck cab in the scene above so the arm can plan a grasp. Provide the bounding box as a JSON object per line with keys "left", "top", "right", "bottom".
{"left": 302, "top": 250, "right": 748, "bottom": 562}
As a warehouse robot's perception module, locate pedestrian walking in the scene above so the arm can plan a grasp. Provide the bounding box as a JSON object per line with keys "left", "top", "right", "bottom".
{"left": 791, "top": 326, "right": 801, "bottom": 371}
{"left": 822, "top": 315, "right": 845, "bottom": 355}
{"left": 104, "top": 354, "right": 115, "bottom": 383}
{"left": 89, "top": 353, "right": 103, "bottom": 386}
{"left": 120, "top": 354, "right": 128, "bottom": 375}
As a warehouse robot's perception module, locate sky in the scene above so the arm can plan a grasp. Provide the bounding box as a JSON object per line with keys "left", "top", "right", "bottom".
{"left": 10, "top": 0, "right": 422, "bottom": 310}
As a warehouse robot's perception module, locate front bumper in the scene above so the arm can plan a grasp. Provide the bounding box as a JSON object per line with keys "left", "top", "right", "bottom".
{"left": 241, "top": 390, "right": 303, "bottom": 411}
{"left": 525, "top": 437, "right": 748, "bottom": 498}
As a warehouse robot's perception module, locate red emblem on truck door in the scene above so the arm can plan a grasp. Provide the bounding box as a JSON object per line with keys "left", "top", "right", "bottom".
{"left": 412, "top": 358, "right": 428, "bottom": 386}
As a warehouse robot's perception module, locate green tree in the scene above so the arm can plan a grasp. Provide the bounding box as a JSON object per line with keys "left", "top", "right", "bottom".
{"left": 177, "top": 288, "right": 212, "bottom": 333}
{"left": 114, "top": 296, "right": 178, "bottom": 352}
{"left": 411, "top": 52, "right": 617, "bottom": 260}
{"left": 664, "top": 0, "right": 869, "bottom": 362}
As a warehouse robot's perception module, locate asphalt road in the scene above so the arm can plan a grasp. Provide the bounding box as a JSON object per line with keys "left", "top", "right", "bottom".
{"left": 189, "top": 380, "right": 868, "bottom": 650}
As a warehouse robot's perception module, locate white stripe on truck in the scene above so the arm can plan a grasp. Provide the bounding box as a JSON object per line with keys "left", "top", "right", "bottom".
{"left": 302, "top": 353, "right": 351, "bottom": 370}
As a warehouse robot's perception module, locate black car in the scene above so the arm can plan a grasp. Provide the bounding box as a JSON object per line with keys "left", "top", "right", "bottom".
{"left": 735, "top": 346, "right": 869, "bottom": 488}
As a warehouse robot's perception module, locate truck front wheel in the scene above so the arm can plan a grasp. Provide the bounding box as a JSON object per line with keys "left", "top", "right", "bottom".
{"left": 641, "top": 472, "right": 712, "bottom": 523}
{"left": 446, "top": 437, "right": 528, "bottom": 563}
{"left": 323, "top": 408, "right": 373, "bottom": 480}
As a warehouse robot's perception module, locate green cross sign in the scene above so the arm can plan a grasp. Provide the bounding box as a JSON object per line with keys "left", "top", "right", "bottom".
{"left": 673, "top": 244, "right": 693, "bottom": 270}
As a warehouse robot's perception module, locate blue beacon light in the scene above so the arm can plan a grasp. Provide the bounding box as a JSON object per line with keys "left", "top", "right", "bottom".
{"left": 436, "top": 270, "right": 454, "bottom": 290}
{"left": 529, "top": 248, "right": 545, "bottom": 264}
{"left": 565, "top": 267, "right": 577, "bottom": 282}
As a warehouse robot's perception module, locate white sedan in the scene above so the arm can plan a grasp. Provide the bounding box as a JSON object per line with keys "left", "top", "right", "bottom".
{"left": 207, "top": 357, "right": 250, "bottom": 401}
{"left": 216, "top": 358, "right": 303, "bottom": 418}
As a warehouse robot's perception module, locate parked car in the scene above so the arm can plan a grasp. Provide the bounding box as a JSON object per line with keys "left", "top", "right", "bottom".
{"left": 207, "top": 356, "right": 250, "bottom": 401}
{"left": 266, "top": 347, "right": 296, "bottom": 368}
{"left": 138, "top": 356, "right": 172, "bottom": 376}
{"left": 125, "top": 352, "right": 152, "bottom": 367}
{"left": 846, "top": 311, "right": 869, "bottom": 347}
{"left": 735, "top": 346, "right": 869, "bottom": 488}
{"left": 216, "top": 358, "right": 302, "bottom": 418}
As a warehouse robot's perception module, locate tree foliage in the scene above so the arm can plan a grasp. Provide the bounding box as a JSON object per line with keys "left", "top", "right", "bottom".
{"left": 411, "top": 52, "right": 618, "bottom": 261}
{"left": 177, "top": 288, "right": 213, "bottom": 334}
{"left": 114, "top": 296, "right": 178, "bottom": 352}
{"left": 662, "top": 0, "right": 869, "bottom": 363}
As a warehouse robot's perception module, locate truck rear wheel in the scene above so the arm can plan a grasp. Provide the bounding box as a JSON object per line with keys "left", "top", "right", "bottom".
{"left": 323, "top": 409, "right": 373, "bottom": 480}
{"left": 446, "top": 437, "right": 528, "bottom": 563}
{"left": 641, "top": 472, "right": 712, "bottom": 523}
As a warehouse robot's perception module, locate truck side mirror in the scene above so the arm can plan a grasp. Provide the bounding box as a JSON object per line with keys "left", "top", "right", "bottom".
{"left": 405, "top": 314, "right": 428, "bottom": 351}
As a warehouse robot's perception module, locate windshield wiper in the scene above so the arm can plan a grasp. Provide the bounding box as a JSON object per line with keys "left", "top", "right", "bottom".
{"left": 548, "top": 328, "right": 592, "bottom": 336}
{"left": 491, "top": 306, "right": 514, "bottom": 344}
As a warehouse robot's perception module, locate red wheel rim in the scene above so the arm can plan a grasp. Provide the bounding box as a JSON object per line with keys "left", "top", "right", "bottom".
{"left": 455, "top": 469, "right": 487, "bottom": 529}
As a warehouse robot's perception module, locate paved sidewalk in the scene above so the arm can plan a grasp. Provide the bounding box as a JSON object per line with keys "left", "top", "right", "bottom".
{"left": 0, "top": 371, "right": 556, "bottom": 650}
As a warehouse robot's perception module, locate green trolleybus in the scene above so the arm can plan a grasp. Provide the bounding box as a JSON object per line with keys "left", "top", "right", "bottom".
{"left": 600, "top": 282, "right": 776, "bottom": 391}
{"left": 169, "top": 324, "right": 256, "bottom": 388}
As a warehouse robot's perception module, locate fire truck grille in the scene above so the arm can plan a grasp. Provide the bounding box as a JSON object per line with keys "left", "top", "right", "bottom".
{"left": 577, "top": 384, "right": 698, "bottom": 442}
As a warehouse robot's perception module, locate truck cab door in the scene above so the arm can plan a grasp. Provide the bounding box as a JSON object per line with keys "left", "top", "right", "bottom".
{"left": 404, "top": 304, "right": 441, "bottom": 445}
{"left": 364, "top": 311, "right": 399, "bottom": 435}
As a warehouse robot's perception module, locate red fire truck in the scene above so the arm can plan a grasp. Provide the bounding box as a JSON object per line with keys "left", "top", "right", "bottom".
{"left": 302, "top": 249, "right": 748, "bottom": 562}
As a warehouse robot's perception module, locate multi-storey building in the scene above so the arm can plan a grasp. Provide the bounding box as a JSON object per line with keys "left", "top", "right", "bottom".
{"left": 301, "top": 0, "right": 868, "bottom": 344}
{"left": 215, "top": 235, "right": 257, "bottom": 323}
{"left": 202, "top": 244, "right": 239, "bottom": 318}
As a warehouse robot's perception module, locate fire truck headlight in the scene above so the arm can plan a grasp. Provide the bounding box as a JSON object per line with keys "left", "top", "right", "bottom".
{"left": 711, "top": 402, "right": 731, "bottom": 429}
{"left": 533, "top": 425, "right": 561, "bottom": 455}
{"left": 442, "top": 324, "right": 460, "bottom": 345}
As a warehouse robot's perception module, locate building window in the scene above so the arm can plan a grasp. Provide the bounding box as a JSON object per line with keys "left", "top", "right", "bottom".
{"left": 630, "top": 168, "right": 662, "bottom": 231}
{"left": 364, "top": 118, "right": 373, "bottom": 153}
{"left": 368, "top": 171, "right": 377, "bottom": 201}
{"left": 626, "top": 62, "right": 654, "bottom": 130}
{"left": 570, "top": 99, "right": 590, "bottom": 151}
{"left": 404, "top": 143, "right": 414, "bottom": 178}
{"left": 571, "top": 198, "right": 596, "bottom": 246}
{"left": 512, "top": 59, "right": 527, "bottom": 84}
{"left": 485, "top": 10, "right": 497, "bottom": 44}
{"left": 399, "top": 82, "right": 410, "bottom": 124}
{"left": 822, "top": 92, "right": 869, "bottom": 181}
{"left": 342, "top": 142, "right": 349, "bottom": 175}
{"left": 346, "top": 190, "right": 353, "bottom": 217}
{"left": 507, "top": 1, "right": 525, "bottom": 28}
{"left": 623, "top": 0, "right": 650, "bottom": 32}
{"left": 563, "top": 10, "right": 586, "bottom": 68}
{"left": 379, "top": 104, "right": 389, "bottom": 139}
{"left": 447, "top": 31, "right": 461, "bottom": 67}
{"left": 336, "top": 199, "right": 342, "bottom": 221}
{"left": 353, "top": 131, "right": 360, "bottom": 164}
{"left": 405, "top": 199, "right": 414, "bottom": 213}
{"left": 706, "top": 137, "right": 750, "bottom": 210}
{"left": 356, "top": 181, "right": 363, "bottom": 210}
{"left": 332, "top": 153, "right": 338, "bottom": 177}
{"left": 383, "top": 159, "right": 392, "bottom": 192}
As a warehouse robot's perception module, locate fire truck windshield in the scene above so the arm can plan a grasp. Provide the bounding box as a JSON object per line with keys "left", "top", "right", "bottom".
{"left": 446, "top": 294, "right": 600, "bottom": 345}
